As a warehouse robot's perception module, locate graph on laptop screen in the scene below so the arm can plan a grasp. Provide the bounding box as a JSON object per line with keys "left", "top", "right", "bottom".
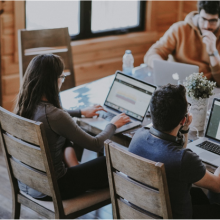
{"left": 206, "top": 100, "right": 220, "bottom": 141}
{"left": 104, "top": 73, "right": 155, "bottom": 121}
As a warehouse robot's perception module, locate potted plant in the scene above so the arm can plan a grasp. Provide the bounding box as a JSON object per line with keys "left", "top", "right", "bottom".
{"left": 184, "top": 73, "right": 216, "bottom": 131}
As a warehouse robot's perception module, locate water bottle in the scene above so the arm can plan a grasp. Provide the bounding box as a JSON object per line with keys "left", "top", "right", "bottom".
{"left": 122, "top": 50, "right": 134, "bottom": 75}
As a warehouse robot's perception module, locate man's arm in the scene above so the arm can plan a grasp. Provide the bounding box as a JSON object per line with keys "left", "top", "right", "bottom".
{"left": 202, "top": 30, "right": 220, "bottom": 86}
{"left": 144, "top": 23, "right": 179, "bottom": 67}
{"left": 194, "top": 167, "right": 220, "bottom": 193}
{"left": 181, "top": 113, "right": 193, "bottom": 149}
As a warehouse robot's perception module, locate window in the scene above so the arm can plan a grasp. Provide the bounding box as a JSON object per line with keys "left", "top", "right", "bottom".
{"left": 26, "top": 1, "right": 146, "bottom": 40}
{"left": 91, "top": 1, "right": 140, "bottom": 33}
{"left": 26, "top": 1, "right": 80, "bottom": 36}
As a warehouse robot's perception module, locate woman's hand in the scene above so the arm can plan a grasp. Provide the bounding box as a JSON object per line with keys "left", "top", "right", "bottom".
{"left": 81, "top": 104, "right": 106, "bottom": 118}
{"left": 110, "top": 113, "right": 131, "bottom": 128}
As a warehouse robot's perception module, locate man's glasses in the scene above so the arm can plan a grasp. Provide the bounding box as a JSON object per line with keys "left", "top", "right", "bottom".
{"left": 59, "top": 74, "right": 67, "bottom": 83}
{"left": 200, "top": 17, "right": 219, "bottom": 26}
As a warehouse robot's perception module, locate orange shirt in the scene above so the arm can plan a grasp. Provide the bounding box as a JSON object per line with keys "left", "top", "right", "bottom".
{"left": 144, "top": 11, "right": 220, "bottom": 84}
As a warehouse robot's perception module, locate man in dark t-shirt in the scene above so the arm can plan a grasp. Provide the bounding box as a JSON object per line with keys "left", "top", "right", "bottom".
{"left": 129, "top": 84, "right": 220, "bottom": 219}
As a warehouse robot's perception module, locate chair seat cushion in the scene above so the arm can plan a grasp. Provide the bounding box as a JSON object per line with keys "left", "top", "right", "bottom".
{"left": 20, "top": 188, "right": 110, "bottom": 215}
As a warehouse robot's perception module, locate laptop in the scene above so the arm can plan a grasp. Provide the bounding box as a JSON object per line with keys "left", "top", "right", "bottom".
{"left": 187, "top": 98, "right": 220, "bottom": 167}
{"left": 80, "top": 71, "right": 157, "bottom": 134}
{"left": 153, "top": 60, "right": 199, "bottom": 86}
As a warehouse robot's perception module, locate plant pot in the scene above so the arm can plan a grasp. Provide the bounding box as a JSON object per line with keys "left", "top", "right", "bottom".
{"left": 187, "top": 96, "right": 209, "bottom": 131}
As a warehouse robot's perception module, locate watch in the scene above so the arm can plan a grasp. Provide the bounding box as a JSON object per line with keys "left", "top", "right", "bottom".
{"left": 180, "top": 128, "right": 189, "bottom": 134}
{"left": 208, "top": 50, "right": 219, "bottom": 57}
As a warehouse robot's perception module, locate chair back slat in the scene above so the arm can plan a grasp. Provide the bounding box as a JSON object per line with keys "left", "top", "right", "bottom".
{"left": 10, "top": 158, "right": 52, "bottom": 196}
{"left": 20, "top": 28, "right": 69, "bottom": 48}
{"left": 3, "top": 133, "right": 45, "bottom": 172}
{"left": 113, "top": 172, "right": 162, "bottom": 217}
{"left": 117, "top": 199, "right": 155, "bottom": 219}
{"left": 17, "top": 194, "right": 56, "bottom": 219}
{"left": 24, "top": 46, "right": 68, "bottom": 56}
{"left": 0, "top": 108, "right": 40, "bottom": 145}
{"left": 22, "top": 51, "right": 71, "bottom": 74}
{"left": 105, "top": 141, "right": 172, "bottom": 219}
{"left": 109, "top": 144, "right": 160, "bottom": 188}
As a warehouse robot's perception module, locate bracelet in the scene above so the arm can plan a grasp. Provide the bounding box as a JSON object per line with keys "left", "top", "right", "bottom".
{"left": 208, "top": 50, "right": 219, "bottom": 57}
{"left": 180, "top": 128, "right": 189, "bottom": 134}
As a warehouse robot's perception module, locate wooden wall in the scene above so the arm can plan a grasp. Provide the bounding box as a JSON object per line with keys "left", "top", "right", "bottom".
{"left": 0, "top": 1, "right": 197, "bottom": 111}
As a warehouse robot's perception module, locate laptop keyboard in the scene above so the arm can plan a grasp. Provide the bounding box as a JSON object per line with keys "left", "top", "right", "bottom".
{"left": 196, "top": 141, "right": 220, "bottom": 155}
{"left": 99, "top": 111, "right": 131, "bottom": 125}
{"left": 101, "top": 111, "right": 116, "bottom": 121}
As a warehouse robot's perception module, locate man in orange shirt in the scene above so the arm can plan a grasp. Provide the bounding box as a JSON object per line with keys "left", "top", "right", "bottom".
{"left": 144, "top": 1, "right": 220, "bottom": 85}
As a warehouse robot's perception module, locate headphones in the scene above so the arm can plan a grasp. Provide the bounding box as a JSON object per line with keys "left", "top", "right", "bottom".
{"left": 149, "top": 127, "right": 185, "bottom": 147}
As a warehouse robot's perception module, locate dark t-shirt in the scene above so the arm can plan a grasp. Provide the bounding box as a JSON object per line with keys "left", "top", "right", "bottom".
{"left": 128, "top": 127, "right": 206, "bottom": 219}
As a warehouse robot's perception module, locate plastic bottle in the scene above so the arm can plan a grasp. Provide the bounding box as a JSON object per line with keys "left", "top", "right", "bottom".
{"left": 122, "top": 50, "right": 134, "bottom": 75}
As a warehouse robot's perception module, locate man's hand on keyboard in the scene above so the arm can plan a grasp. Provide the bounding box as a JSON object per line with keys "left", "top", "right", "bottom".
{"left": 110, "top": 113, "right": 131, "bottom": 128}
{"left": 81, "top": 104, "right": 107, "bottom": 118}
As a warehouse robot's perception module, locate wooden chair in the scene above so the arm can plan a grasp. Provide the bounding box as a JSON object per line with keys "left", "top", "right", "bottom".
{"left": 0, "top": 107, "right": 110, "bottom": 219}
{"left": 104, "top": 140, "right": 172, "bottom": 219}
{"left": 18, "top": 27, "right": 75, "bottom": 91}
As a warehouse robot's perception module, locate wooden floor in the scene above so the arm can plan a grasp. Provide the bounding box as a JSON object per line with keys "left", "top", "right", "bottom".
{"left": 0, "top": 150, "right": 113, "bottom": 219}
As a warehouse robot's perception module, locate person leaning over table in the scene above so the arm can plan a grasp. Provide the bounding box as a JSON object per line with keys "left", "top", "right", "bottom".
{"left": 14, "top": 54, "right": 131, "bottom": 201}
{"left": 129, "top": 84, "right": 220, "bottom": 219}
{"left": 144, "top": 1, "right": 220, "bottom": 85}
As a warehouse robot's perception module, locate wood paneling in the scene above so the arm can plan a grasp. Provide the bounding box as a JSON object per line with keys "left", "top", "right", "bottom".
{"left": 14, "top": 1, "right": 25, "bottom": 63}
{"left": 1, "top": 14, "right": 14, "bottom": 35}
{"left": 2, "top": 74, "right": 20, "bottom": 95}
{"left": 2, "top": 94, "right": 16, "bottom": 112}
{"left": 157, "top": 1, "right": 179, "bottom": 14}
{"left": 73, "top": 44, "right": 147, "bottom": 64}
{"left": 177, "top": 1, "right": 184, "bottom": 21}
{"left": 2, "top": 55, "right": 19, "bottom": 75}
{"left": 184, "top": 1, "right": 198, "bottom": 13}
{"left": 0, "top": 1, "right": 197, "bottom": 112}
{"left": 71, "top": 32, "right": 157, "bottom": 54}
{"left": 146, "top": 1, "right": 157, "bottom": 31}
{"left": 2, "top": 1, "right": 14, "bottom": 14}
{"left": 74, "top": 54, "right": 145, "bottom": 86}
{"left": 2, "top": 35, "right": 14, "bottom": 55}
{"left": 71, "top": 32, "right": 157, "bottom": 85}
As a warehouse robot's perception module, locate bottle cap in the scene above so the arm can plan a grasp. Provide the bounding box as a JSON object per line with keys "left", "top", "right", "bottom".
{"left": 125, "top": 50, "right": 131, "bottom": 54}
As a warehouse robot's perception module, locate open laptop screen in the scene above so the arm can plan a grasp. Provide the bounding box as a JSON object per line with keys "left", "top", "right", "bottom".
{"left": 206, "top": 99, "right": 220, "bottom": 141}
{"left": 104, "top": 72, "right": 156, "bottom": 121}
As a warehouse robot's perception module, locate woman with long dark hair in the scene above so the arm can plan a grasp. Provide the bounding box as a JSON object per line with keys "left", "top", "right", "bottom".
{"left": 15, "top": 54, "right": 130, "bottom": 200}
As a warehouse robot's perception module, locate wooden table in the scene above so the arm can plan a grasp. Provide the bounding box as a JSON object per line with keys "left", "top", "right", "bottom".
{"left": 60, "top": 66, "right": 154, "bottom": 146}
{"left": 60, "top": 66, "right": 220, "bottom": 172}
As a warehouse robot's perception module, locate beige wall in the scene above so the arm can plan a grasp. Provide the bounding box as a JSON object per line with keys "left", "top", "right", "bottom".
{"left": 0, "top": 1, "right": 197, "bottom": 111}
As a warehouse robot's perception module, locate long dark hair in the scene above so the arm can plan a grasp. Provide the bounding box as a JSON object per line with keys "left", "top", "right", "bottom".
{"left": 14, "top": 54, "right": 64, "bottom": 119}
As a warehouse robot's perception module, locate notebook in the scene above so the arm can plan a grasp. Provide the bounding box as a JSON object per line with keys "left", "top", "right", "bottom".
{"left": 80, "top": 71, "right": 157, "bottom": 134}
{"left": 187, "top": 98, "right": 220, "bottom": 167}
{"left": 153, "top": 60, "right": 199, "bottom": 86}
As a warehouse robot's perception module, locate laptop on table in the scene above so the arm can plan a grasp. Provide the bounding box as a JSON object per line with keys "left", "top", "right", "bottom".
{"left": 187, "top": 98, "right": 220, "bottom": 167}
{"left": 153, "top": 60, "right": 199, "bottom": 86}
{"left": 80, "top": 71, "right": 157, "bottom": 134}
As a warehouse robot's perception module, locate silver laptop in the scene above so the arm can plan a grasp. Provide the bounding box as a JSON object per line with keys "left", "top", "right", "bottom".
{"left": 187, "top": 98, "right": 220, "bottom": 167}
{"left": 81, "top": 71, "right": 157, "bottom": 134}
{"left": 153, "top": 60, "right": 199, "bottom": 86}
